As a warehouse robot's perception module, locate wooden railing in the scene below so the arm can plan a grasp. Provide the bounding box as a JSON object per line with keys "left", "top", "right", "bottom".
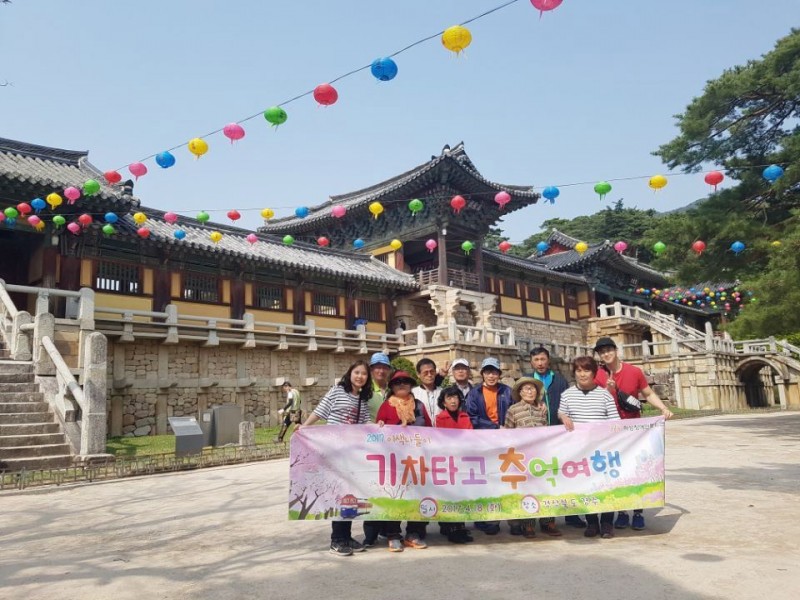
{"left": 415, "top": 268, "right": 481, "bottom": 290}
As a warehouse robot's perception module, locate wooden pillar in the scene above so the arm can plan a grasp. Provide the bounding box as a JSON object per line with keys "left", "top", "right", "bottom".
{"left": 437, "top": 230, "right": 448, "bottom": 285}
{"left": 563, "top": 284, "right": 571, "bottom": 324}
{"left": 60, "top": 255, "right": 81, "bottom": 291}
{"left": 345, "top": 283, "right": 356, "bottom": 329}
{"left": 395, "top": 248, "right": 405, "bottom": 272}
{"left": 153, "top": 268, "right": 171, "bottom": 313}
{"left": 385, "top": 291, "right": 396, "bottom": 334}
{"left": 293, "top": 281, "right": 305, "bottom": 325}
{"left": 42, "top": 246, "right": 58, "bottom": 288}
{"left": 230, "top": 277, "right": 245, "bottom": 320}
{"left": 474, "top": 237, "right": 484, "bottom": 292}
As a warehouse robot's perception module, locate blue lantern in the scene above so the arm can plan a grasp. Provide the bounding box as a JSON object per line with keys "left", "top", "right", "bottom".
{"left": 536, "top": 241, "right": 550, "bottom": 254}
{"left": 155, "top": 151, "right": 176, "bottom": 169}
{"left": 542, "top": 186, "right": 560, "bottom": 205}
{"left": 762, "top": 164, "right": 784, "bottom": 183}
{"left": 104, "top": 212, "right": 119, "bottom": 224}
{"left": 353, "top": 238, "right": 365, "bottom": 249}
{"left": 31, "top": 198, "right": 46, "bottom": 213}
{"left": 174, "top": 229, "right": 186, "bottom": 240}
{"left": 5, "top": 218, "right": 16, "bottom": 229}
{"left": 370, "top": 57, "right": 398, "bottom": 82}
{"left": 730, "top": 241, "right": 745, "bottom": 255}
{"left": 294, "top": 206, "right": 309, "bottom": 219}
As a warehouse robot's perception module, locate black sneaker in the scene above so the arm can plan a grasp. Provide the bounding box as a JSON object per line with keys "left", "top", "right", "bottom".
{"left": 600, "top": 523, "right": 614, "bottom": 539}
{"left": 347, "top": 537, "right": 366, "bottom": 552}
{"left": 362, "top": 537, "right": 377, "bottom": 548}
{"left": 330, "top": 540, "right": 353, "bottom": 556}
{"left": 509, "top": 524, "right": 524, "bottom": 536}
{"left": 584, "top": 525, "right": 599, "bottom": 538}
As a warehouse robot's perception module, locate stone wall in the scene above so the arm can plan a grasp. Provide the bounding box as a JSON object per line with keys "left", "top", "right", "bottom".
{"left": 490, "top": 313, "right": 586, "bottom": 347}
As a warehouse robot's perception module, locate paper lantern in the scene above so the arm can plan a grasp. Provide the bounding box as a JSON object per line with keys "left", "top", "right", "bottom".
{"left": 730, "top": 241, "right": 745, "bottom": 255}
{"left": 450, "top": 195, "right": 466, "bottom": 214}
{"left": 442, "top": 25, "right": 472, "bottom": 54}
{"left": 425, "top": 239, "right": 438, "bottom": 253}
{"left": 27, "top": 215, "right": 42, "bottom": 229}
{"left": 174, "top": 229, "right": 186, "bottom": 240}
{"left": 102, "top": 224, "right": 116, "bottom": 236}
{"left": 370, "top": 57, "right": 398, "bottom": 82}
{"left": 531, "top": 0, "right": 563, "bottom": 15}
{"left": 246, "top": 233, "right": 258, "bottom": 245}
{"left": 164, "top": 211, "right": 179, "bottom": 224}
{"left": 210, "top": 231, "right": 223, "bottom": 244}
{"left": 295, "top": 206, "right": 309, "bottom": 219}
{"left": 313, "top": 83, "right": 338, "bottom": 106}
{"left": 390, "top": 239, "right": 402, "bottom": 251}
{"left": 771, "top": 240, "right": 782, "bottom": 248}
{"left": 264, "top": 106, "right": 288, "bottom": 127}
{"left": 498, "top": 241, "right": 512, "bottom": 253}
{"left": 188, "top": 138, "right": 209, "bottom": 158}
{"left": 104, "top": 170, "right": 122, "bottom": 184}
{"left": 494, "top": 191, "right": 511, "bottom": 210}
{"left": 353, "top": 238, "right": 365, "bottom": 249}
{"left": 283, "top": 235, "right": 295, "bottom": 246}
{"left": 133, "top": 212, "right": 147, "bottom": 225}
{"left": 227, "top": 209, "right": 241, "bottom": 222}
{"left": 76, "top": 214, "right": 91, "bottom": 228}
{"left": 129, "top": 162, "right": 148, "bottom": 180}
{"left": 137, "top": 227, "right": 151, "bottom": 239}
{"left": 331, "top": 205, "right": 346, "bottom": 218}
{"left": 31, "top": 198, "right": 46, "bottom": 213}
{"left": 261, "top": 208, "right": 275, "bottom": 220}
{"left": 46, "top": 193, "right": 63, "bottom": 210}
{"left": 692, "top": 240, "right": 706, "bottom": 255}
{"left": 52, "top": 215, "right": 66, "bottom": 227}
{"left": 762, "top": 164, "right": 784, "bottom": 183}
{"left": 408, "top": 199, "right": 423, "bottom": 216}
{"left": 594, "top": 181, "right": 612, "bottom": 200}
{"left": 16, "top": 202, "right": 32, "bottom": 216}
{"left": 653, "top": 241, "right": 666, "bottom": 255}
{"left": 104, "top": 212, "right": 119, "bottom": 224}
{"left": 461, "top": 241, "right": 474, "bottom": 255}
{"left": 223, "top": 123, "right": 246, "bottom": 143}
{"left": 649, "top": 175, "right": 668, "bottom": 191}
{"left": 317, "top": 236, "right": 330, "bottom": 247}
{"left": 613, "top": 241, "right": 628, "bottom": 254}
{"left": 536, "top": 241, "right": 550, "bottom": 254}
{"left": 64, "top": 187, "right": 81, "bottom": 203}
{"left": 542, "top": 186, "right": 559, "bottom": 204}
{"left": 83, "top": 179, "right": 101, "bottom": 196}
{"left": 368, "top": 202, "right": 384, "bottom": 219}
{"left": 575, "top": 242, "right": 588, "bottom": 255}
{"left": 197, "top": 211, "right": 210, "bottom": 224}
{"left": 67, "top": 222, "right": 81, "bottom": 235}
{"left": 156, "top": 151, "right": 176, "bottom": 169}
{"left": 704, "top": 171, "right": 724, "bottom": 190}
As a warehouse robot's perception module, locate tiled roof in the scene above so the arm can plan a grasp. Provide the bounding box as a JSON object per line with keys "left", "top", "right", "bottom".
{"left": 114, "top": 207, "right": 418, "bottom": 290}
{"left": 259, "top": 142, "right": 539, "bottom": 233}
{"left": 482, "top": 249, "right": 587, "bottom": 285}
{"left": 0, "top": 137, "right": 138, "bottom": 209}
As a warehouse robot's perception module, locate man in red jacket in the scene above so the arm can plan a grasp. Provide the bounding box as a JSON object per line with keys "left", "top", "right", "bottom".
{"left": 593, "top": 337, "right": 673, "bottom": 531}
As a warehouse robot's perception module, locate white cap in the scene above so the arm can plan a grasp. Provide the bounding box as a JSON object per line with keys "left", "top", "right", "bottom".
{"left": 451, "top": 358, "right": 470, "bottom": 369}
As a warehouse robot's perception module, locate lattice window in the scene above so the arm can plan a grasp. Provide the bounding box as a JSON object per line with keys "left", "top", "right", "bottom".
{"left": 527, "top": 286, "right": 542, "bottom": 302}
{"left": 502, "top": 279, "right": 518, "bottom": 298}
{"left": 312, "top": 292, "right": 338, "bottom": 316}
{"left": 95, "top": 261, "right": 140, "bottom": 295}
{"left": 183, "top": 273, "right": 219, "bottom": 303}
{"left": 358, "top": 299, "right": 382, "bottom": 322}
{"left": 254, "top": 285, "right": 284, "bottom": 310}
{"left": 374, "top": 253, "right": 390, "bottom": 265}
{"left": 548, "top": 289, "right": 564, "bottom": 307}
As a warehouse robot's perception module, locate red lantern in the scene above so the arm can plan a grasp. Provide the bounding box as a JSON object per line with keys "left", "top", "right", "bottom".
{"left": 137, "top": 227, "right": 150, "bottom": 239}
{"left": 450, "top": 195, "right": 466, "bottom": 214}
{"left": 16, "top": 202, "right": 32, "bottom": 216}
{"left": 317, "top": 236, "right": 330, "bottom": 247}
{"left": 104, "top": 170, "right": 122, "bottom": 184}
{"left": 704, "top": 171, "right": 724, "bottom": 191}
{"left": 498, "top": 241, "right": 512, "bottom": 254}
{"left": 692, "top": 240, "right": 706, "bottom": 255}
{"left": 78, "top": 213, "right": 93, "bottom": 228}
{"left": 313, "top": 83, "right": 338, "bottom": 106}
{"left": 227, "top": 209, "right": 241, "bottom": 222}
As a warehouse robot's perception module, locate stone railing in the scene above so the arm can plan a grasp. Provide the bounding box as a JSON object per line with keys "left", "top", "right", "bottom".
{"left": 399, "top": 322, "right": 515, "bottom": 348}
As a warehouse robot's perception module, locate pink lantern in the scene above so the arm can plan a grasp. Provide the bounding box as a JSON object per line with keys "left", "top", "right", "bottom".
{"left": 613, "top": 241, "right": 628, "bottom": 254}
{"left": 317, "top": 236, "right": 330, "bottom": 247}
{"left": 129, "top": 162, "right": 148, "bottom": 180}
{"left": 425, "top": 239, "right": 438, "bottom": 253}
{"left": 313, "top": 83, "right": 339, "bottom": 106}
{"left": 246, "top": 233, "right": 258, "bottom": 244}
{"left": 227, "top": 209, "right": 241, "bottom": 222}
{"left": 64, "top": 187, "right": 81, "bottom": 204}
{"left": 223, "top": 123, "right": 246, "bottom": 144}
{"left": 531, "top": 0, "right": 563, "bottom": 16}
{"left": 27, "top": 215, "right": 42, "bottom": 228}
{"left": 498, "top": 241, "right": 512, "bottom": 254}
{"left": 164, "top": 211, "right": 179, "bottom": 224}
{"left": 0, "top": 213, "right": 5, "bottom": 223}
{"left": 67, "top": 222, "right": 81, "bottom": 235}
{"left": 331, "top": 205, "right": 346, "bottom": 218}
{"left": 494, "top": 191, "right": 511, "bottom": 210}
{"left": 450, "top": 195, "right": 466, "bottom": 214}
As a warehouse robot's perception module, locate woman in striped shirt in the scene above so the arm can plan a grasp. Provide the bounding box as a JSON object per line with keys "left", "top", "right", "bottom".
{"left": 558, "top": 356, "right": 620, "bottom": 540}
{"left": 300, "top": 359, "right": 372, "bottom": 556}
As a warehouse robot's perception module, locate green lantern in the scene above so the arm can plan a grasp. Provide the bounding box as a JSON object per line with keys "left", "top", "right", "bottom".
{"left": 282, "top": 235, "right": 295, "bottom": 246}
{"left": 594, "top": 181, "right": 612, "bottom": 200}
{"left": 52, "top": 215, "right": 66, "bottom": 227}
{"left": 408, "top": 198, "right": 424, "bottom": 216}
{"left": 83, "top": 179, "right": 101, "bottom": 196}
{"left": 196, "top": 211, "right": 210, "bottom": 225}
{"left": 653, "top": 241, "right": 666, "bottom": 255}
{"left": 102, "top": 224, "right": 116, "bottom": 236}
{"left": 264, "top": 106, "right": 288, "bottom": 127}
{"left": 461, "top": 240, "right": 474, "bottom": 255}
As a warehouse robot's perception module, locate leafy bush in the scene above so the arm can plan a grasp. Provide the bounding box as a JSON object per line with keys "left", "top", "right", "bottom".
{"left": 390, "top": 357, "right": 419, "bottom": 383}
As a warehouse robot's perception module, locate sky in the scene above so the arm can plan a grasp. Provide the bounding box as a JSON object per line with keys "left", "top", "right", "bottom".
{"left": 1, "top": 0, "right": 797, "bottom": 244}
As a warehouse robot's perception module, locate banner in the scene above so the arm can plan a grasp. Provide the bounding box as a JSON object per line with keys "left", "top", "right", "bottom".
{"left": 288, "top": 417, "right": 665, "bottom": 521}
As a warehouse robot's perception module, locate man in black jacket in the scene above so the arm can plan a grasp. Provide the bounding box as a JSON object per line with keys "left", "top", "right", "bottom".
{"left": 526, "top": 346, "right": 586, "bottom": 530}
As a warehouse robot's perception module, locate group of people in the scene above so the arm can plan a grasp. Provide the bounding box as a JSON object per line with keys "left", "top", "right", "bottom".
{"left": 296, "top": 336, "right": 674, "bottom": 556}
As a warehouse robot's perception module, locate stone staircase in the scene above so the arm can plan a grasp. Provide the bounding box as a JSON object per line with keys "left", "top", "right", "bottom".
{"left": 0, "top": 348, "right": 74, "bottom": 472}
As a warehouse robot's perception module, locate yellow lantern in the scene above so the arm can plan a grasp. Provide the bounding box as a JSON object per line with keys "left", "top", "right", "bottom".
{"left": 188, "top": 137, "right": 209, "bottom": 159}
{"left": 133, "top": 212, "right": 147, "bottom": 225}
{"left": 368, "top": 202, "right": 384, "bottom": 219}
{"left": 390, "top": 239, "right": 402, "bottom": 251}
{"left": 261, "top": 208, "right": 275, "bottom": 220}
{"left": 210, "top": 231, "right": 222, "bottom": 244}
{"left": 649, "top": 174, "right": 668, "bottom": 191}
{"left": 46, "top": 192, "right": 63, "bottom": 210}
{"left": 575, "top": 241, "right": 588, "bottom": 255}
{"left": 771, "top": 240, "right": 782, "bottom": 248}
{"left": 442, "top": 25, "right": 472, "bottom": 54}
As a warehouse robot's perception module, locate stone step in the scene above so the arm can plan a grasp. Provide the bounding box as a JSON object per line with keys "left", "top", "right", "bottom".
{"left": 0, "top": 443, "right": 72, "bottom": 459}
{"left": 0, "top": 392, "right": 44, "bottom": 403}
{"left": 0, "top": 382, "right": 39, "bottom": 393}
{"left": 0, "top": 351, "right": 9, "bottom": 359}
{"left": 0, "top": 454, "right": 74, "bottom": 472}
{"left": 0, "top": 412, "right": 55, "bottom": 425}
{"left": 0, "top": 433, "right": 66, "bottom": 447}
{"left": 0, "top": 361, "right": 34, "bottom": 375}
{"left": 0, "top": 372, "right": 35, "bottom": 384}
{"left": 0, "top": 402, "right": 50, "bottom": 414}
{"left": 0, "top": 422, "right": 61, "bottom": 436}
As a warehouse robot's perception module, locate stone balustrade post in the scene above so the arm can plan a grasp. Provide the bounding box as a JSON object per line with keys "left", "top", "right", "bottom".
{"left": 613, "top": 302, "right": 622, "bottom": 316}
{"left": 204, "top": 320, "right": 220, "bottom": 347}
{"left": 447, "top": 320, "right": 457, "bottom": 342}
{"left": 243, "top": 312, "right": 256, "bottom": 349}
{"left": 357, "top": 324, "right": 368, "bottom": 354}
{"left": 76, "top": 288, "right": 95, "bottom": 368}
{"left": 33, "top": 312, "right": 56, "bottom": 376}
{"left": 35, "top": 290, "right": 51, "bottom": 316}
{"left": 11, "top": 311, "right": 32, "bottom": 361}
{"left": 305, "top": 318, "right": 317, "bottom": 352}
{"left": 164, "top": 304, "right": 179, "bottom": 344}
{"left": 120, "top": 311, "right": 135, "bottom": 342}
{"left": 506, "top": 327, "right": 515, "bottom": 347}
{"left": 80, "top": 332, "right": 108, "bottom": 455}
{"left": 641, "top": 339, "right": 651, "bottom": 357}
{"left": 598, "top": 304, "right": 609, "bottom": 318}
{"left": 416, "top": 324, "right": 426, "bottom": 346}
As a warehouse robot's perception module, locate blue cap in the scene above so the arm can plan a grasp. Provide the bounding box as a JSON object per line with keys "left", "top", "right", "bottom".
{"left": 369, "top": 352, "right": 391, "bottom": 367}
{"left": 480, "top": 357, "right": 501, "bottom": 372}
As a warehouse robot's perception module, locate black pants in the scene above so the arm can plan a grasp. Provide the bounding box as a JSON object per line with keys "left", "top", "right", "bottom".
{"left": 585, "top": 512, "right": 614, "bottom": 527}
{"left": 331, "top": 520, "right": 353, "bottom": 542}
{"left": 363, "top": 521, "right": 385, "bottom": 542}
{"left": 405, "top": 521, "right": 428, "bottom": 538}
